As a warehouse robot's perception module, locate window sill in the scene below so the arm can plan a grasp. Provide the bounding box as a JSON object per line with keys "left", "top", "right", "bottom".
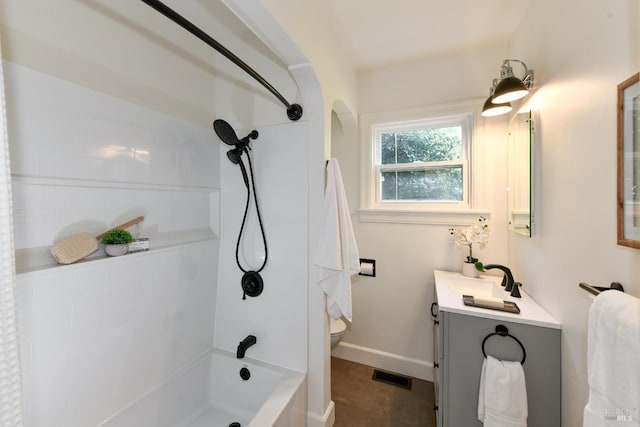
{"left": 358, "top": 207, "right": 491, "bottom": 225}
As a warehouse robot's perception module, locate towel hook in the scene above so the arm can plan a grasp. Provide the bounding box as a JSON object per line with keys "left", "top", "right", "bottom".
{"left": 482, "top": 324, "right": 526, "bottom": 365}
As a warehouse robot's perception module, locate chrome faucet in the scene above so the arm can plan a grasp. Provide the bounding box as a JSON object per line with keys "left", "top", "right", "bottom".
{"left": 237, "top": 334, "right": 257, "bottom": 359}
{"left": 482, "top": 264, "right": 515, "bottom": 292}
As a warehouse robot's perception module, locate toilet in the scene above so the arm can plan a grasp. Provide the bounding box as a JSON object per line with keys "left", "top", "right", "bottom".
{"left": 330, "top": 317, "right": 347, "bottom": 348}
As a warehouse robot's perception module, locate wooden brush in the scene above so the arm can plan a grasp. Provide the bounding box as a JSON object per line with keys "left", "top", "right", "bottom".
{"left": 50, "top": 216, "right": 145, "bottom": 265}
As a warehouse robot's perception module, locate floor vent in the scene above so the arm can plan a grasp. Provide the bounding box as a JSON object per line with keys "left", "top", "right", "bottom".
{"left": 371, "top": 369, "right": 412, "bottom": 390}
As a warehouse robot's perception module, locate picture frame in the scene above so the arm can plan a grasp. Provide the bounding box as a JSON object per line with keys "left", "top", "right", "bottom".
{"left": 617, "top": 72, "right": 640, "bottom": 249}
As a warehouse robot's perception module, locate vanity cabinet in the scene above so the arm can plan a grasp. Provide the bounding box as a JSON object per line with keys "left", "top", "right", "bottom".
{"left": 433, "top": 270, "right": 561, "bottom": 427}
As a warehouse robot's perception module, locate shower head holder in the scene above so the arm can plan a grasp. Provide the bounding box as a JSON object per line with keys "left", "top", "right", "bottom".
{"left": 241, "top": 130, "right": 259, "bottom": 143}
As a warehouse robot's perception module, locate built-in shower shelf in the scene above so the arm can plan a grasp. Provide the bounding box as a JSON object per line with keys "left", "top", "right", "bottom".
{"left": 15, "top": 232, "right": 218, "bottom": 276}
{"left": 12, "top": 176, "right": 220, "bottom": 275}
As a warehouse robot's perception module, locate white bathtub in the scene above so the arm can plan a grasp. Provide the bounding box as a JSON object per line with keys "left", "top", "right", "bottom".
{"left": 101, "top": 348, "right": 307, "bottom": 427}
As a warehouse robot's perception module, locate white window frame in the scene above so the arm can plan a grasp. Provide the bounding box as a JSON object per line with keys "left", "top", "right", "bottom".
{"left": 373, "top": 116, "right": 470, "bottom": 206}
{"left": 359, "top": 101, "right": 490, "bottom": 224}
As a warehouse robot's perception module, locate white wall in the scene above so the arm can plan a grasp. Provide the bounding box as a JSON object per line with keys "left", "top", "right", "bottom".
{"left": 6, "top": 61, "right": 220, "bottom": 426}
{"left": 332, "top": 45, "right": 511, "bottom": 379}
{"left": 0, "top": 0, "right": 208, "bottom": 125}
{"left": 214, "top": 120, "right": 310, "bottom": 372}
{"left": 507, "top": 0, "right": 639, "bottom": 425}
{"left": 1, "top": 0, "right": 313, "bottom": 425}
{"left": 243, "top": 0, "right": 360, "bottom": 424}
{"left": 0, "top": 0, "right": 298, "bottom": 128}
{"left": 259, "top": 0, "right": 358, "bottom": 129}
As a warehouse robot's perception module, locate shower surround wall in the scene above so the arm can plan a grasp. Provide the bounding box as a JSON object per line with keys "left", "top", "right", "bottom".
{"left": 6, "top": 62, "right": 221, "bottom": 426}
{"left": 214, "top": 120, "right": 309, "bottom": 373}
{"left": 2, "top": 0, "right": 314, "bottom": 424}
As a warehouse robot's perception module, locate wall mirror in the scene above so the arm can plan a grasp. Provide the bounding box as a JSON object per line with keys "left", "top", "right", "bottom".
{"left": 617, "top": 73, "right": 640, "bottom": 248}
{"left": 508, "top": 110, "right": 534, "bottom": 236}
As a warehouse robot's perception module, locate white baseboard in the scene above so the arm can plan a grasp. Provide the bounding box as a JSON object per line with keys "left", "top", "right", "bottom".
{"left": 307, "top": 400, "right": 335, "bottom": 427}
{"left": 331, "top": 342, "right": 433, "bottom": 382}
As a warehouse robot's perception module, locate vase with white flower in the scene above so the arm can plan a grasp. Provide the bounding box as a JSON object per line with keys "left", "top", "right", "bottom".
{"left": 449, "top": 216, "right": 490, "bottom": 278}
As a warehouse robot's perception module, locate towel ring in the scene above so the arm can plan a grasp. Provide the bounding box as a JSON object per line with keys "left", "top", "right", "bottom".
{"left": 482, "top": 324, "right": 526, "bottom": 365}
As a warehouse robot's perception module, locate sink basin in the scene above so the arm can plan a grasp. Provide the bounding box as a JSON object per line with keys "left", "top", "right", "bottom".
{"left": 445, "top": 276, "right": 500, "bottom": 297}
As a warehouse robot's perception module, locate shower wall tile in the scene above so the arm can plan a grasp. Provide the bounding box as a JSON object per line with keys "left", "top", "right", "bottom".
{"left": 16, "top": 240, "right": 219, "bottom": 426}
{"left": 214, "top": 121, "right": 309, "bottom": 372}
{"left": 4, "top": 61, "right": 219, "bottom": 188}
{"left": 7, "top": 61, "right": 221, "bottom": 426}
{"left": 11, "top": 179, "right": 216, "bottom": 256}
{"left": 6, "top": 61, "right": 221, "bottom": 260}
{"left": 6, "top": 146, "right": 38, "bottom": 177}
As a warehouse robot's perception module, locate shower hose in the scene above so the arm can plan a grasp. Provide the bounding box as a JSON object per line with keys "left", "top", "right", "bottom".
{"left": 235, "top": 147, "right": 268, "bottom": 299}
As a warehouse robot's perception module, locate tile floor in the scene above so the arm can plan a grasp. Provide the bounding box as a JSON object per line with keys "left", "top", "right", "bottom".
{"left": 331, "top": 357, "right": 436, "bottom": 427}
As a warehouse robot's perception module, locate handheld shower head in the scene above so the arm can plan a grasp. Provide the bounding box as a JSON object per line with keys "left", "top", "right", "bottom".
{"left": 226, "top": 146, "right": 243, "bottom": 164}
{"left": 227, "top": 147, "right": 250, "bottom": 188}
{"left": 214, "top": 118, "right": 256, "bottom": 192}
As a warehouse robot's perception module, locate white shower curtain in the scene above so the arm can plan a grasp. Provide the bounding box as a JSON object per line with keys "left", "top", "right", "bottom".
{"left": 0, "top": 36, "right": 24, "bottom": 426}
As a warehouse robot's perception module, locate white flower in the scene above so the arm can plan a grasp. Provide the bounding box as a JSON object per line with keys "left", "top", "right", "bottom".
{"left": 449, "top": 216, "right": 490, "bottom": 261}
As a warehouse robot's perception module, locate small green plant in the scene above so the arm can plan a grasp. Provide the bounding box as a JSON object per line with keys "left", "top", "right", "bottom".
{"left": 101, "top": 229, "right": 133, "bottom": 245}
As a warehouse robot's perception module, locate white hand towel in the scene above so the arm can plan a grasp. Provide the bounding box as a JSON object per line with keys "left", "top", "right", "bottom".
{"left": 478, "top": 355, "right": 528, "bottom": 427}
{"left": 314, "top": 158, "right": 360, "bottom": 321}
{"left": 584, "top": 290, "right": 640, "bottom": 426}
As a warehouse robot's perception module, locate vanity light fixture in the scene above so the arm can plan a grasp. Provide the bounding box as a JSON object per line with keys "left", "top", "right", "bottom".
{"left": 481, "top": 79, "right": 513, "bottom": 117}
{"left": 491, "top": 59, "right": 534, "bottom": 104}
{"left": 481, "top": 97, "right": 512, "bottom": 117}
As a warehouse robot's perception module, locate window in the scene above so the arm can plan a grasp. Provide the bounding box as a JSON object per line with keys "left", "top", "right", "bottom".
{"left": 370, "top": 114, "right": 471, "bottom": 207}
{"left": 374, "top": 116, "right": 470, "bottom": 204}
{"left": 358, "top": 99, "right": 490, "bottom": 224}
{"left": 360, "top": 102, "right": 489, "bottom": 224}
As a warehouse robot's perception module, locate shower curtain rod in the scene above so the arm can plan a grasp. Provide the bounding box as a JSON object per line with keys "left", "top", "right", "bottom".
{"left": 139, "top": 0, "right": 303, "bottom": 121}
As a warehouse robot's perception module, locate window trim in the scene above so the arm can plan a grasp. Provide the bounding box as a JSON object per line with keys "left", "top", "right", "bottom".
{"left": 359, "top": 100, "right": 489, "bottom": 224}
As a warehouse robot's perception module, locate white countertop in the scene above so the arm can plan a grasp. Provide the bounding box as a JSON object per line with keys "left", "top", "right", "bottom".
{"left": 434, "top": 269, "right": 561, "bottom": 329}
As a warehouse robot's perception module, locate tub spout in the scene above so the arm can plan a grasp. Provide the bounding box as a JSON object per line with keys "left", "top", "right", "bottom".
{"left": 237, "top": 334, "right": 257, "bottom": 359}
